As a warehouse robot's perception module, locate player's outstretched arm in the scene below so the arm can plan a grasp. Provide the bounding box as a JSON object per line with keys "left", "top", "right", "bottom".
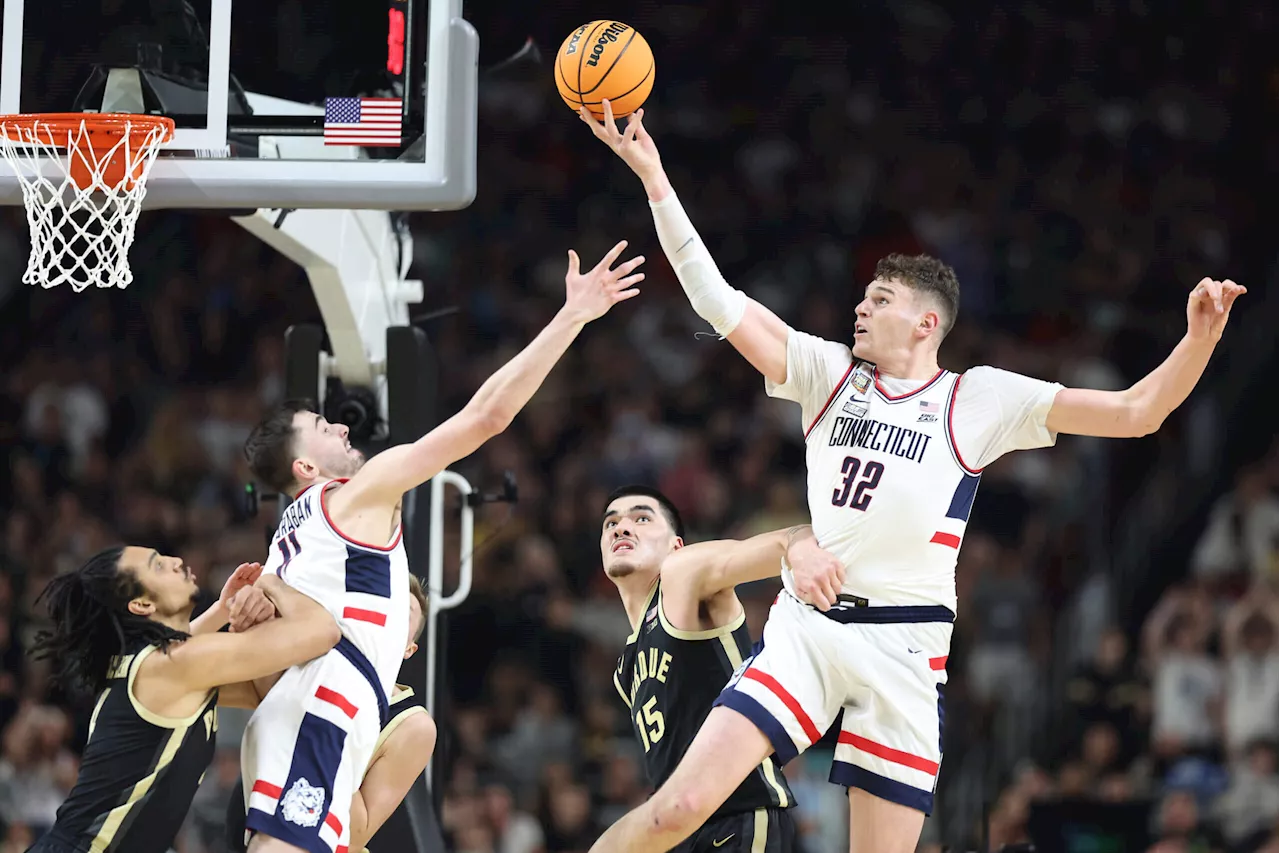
{"left": 338, "top": 243, "right": 644, "bottom": 507}
{"left": 581, "top": 101, "right": 791, "bottom": 385}
{"left": 148, "top": 574, "right": 340, "bottom": 696}
{"left": 662, "top": 525, "right": 821, "bottom": 600}
{"left": 1046, "top": 278, "right": 1246, "bottom": 437}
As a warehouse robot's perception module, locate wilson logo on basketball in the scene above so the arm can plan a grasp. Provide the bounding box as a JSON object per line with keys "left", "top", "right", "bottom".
{"left": 585, "top": 23, "right": 630, "bottom": 67}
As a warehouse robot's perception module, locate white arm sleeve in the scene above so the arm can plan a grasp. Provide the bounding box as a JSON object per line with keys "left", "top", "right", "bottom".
{"left": 950, "top": 366, "right": 1064, "bottom": 470}
{"left": 764, "top": 328, "right": 854, "bottom": 429}
{"left": 649, "top": 193, "right": 746, "bottom": 337}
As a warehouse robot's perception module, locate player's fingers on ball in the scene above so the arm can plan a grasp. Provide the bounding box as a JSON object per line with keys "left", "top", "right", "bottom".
{"left": 602, "top": 98, "right": 616, "bottom": 128}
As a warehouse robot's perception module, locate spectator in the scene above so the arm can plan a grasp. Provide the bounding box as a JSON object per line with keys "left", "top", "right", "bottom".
{"left": 1220, "top": 586, "right": 1279, "bottom": 757}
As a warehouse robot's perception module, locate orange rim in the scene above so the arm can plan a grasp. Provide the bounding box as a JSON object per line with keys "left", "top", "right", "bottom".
{"left": 0, "top": 112, "right": 175, "bottom": 149}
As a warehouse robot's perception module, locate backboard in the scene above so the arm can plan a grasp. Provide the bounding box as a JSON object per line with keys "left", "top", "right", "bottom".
{"left": 0, "top": 0, "right": 477, "bottom": 210}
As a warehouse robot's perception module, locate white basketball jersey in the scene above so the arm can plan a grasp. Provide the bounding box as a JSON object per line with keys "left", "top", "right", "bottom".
{"left": 262, "top": 478, "right": 411, "bottom": 697}
{"left": 767, "top": 328, "right": 1064, "bottom": 613}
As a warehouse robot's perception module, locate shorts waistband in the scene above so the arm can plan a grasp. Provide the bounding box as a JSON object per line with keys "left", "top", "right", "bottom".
{"left": 790, "top": 591, "right": 955, "bottom": 624}
{"left": 334, "top": 636, "right": 390, "bottom": 727}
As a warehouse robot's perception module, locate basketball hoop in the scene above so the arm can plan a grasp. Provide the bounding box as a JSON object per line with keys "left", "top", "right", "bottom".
{"left": 0, "top": 113, "right": 175, "bottom": 292}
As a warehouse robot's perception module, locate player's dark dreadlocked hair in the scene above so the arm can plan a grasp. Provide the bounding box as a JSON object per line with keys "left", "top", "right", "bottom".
{"left": 31, "top": 546, "right": 190, "bottom": 698}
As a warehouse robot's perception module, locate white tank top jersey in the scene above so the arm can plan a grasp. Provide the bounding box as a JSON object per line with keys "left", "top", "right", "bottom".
{"left": 768, "top": 329, "right": 1065, "bottom": 612}
{"left": 262, "top": 478, "right": 411, "bottom": 697}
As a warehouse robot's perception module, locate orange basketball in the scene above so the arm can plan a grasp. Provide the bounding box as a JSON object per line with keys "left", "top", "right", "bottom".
{"left": 554, "top": 21, "right": 654, "bottom": 119}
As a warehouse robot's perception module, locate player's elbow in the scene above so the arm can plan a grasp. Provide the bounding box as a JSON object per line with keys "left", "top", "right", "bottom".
{"left": 467, "top": 404, "right": 514, "bottom": 442}
{"left": 1126, "top": 395, "right": 1165, "bottom": 437}
{"left": 301, "top": 614, "right": 343, "bottom": 657}
{"left": 650, "top": 787, "right": 714, "bottom": 838}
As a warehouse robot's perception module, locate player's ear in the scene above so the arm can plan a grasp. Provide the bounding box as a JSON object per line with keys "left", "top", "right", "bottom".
{"left": 916, "top": 309, "right": 940, "bottom": 338}
{"left": 403, "top": 641, "right": 418, "bottom": 660}
{"left": 672, "top": 536, "right": 685, "bottom": 550}
{"left": 292, "top": 456, "right": 318, "bottom": 483}
{"left": 128, "top": 596, "right": 155, "bottom": 618}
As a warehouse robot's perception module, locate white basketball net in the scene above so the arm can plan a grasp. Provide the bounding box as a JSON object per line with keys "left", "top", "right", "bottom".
{"left": 0, "top": 117, "right": 170, "bottom": 292}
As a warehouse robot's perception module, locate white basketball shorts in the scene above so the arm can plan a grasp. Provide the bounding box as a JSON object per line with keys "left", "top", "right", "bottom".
{"left": 240, "top": 638, "right": 390, "bottom": 853}
{"left": 715, "top": 591, "right": 952, "bottom": 814}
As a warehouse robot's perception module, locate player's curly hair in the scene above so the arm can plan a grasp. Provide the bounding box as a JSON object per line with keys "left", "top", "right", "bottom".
{"left": 244, "top": 398, "right": 316, "bottom": 494}
{"left": 31, "top": 547, "right": 190, "bottom": 698}
{"left": 875, "top": 253, "right": 961, "bottom": 339}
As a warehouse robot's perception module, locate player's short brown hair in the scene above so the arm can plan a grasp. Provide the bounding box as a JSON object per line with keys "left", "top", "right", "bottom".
{"left": 875, "top": 254, "right": 960, "bottom": 340}
{"left": 244, "top": 399, "right": 315, "bottom": 494}
{"left": 408, "top": 574, "right": 428, "bottom": 644}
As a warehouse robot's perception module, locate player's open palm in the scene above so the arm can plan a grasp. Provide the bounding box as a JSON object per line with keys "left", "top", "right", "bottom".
{"left": 219, "top": 561, "right": 263, "bottom": 611}
{"left": 1186, "top": 277, "right": 1246, "bottom": 342}
{"left": 563, "top": 239, "right": 645, "bottom": 323}
{"left": 580, "top": 102, "right": 661, "bottom": 179}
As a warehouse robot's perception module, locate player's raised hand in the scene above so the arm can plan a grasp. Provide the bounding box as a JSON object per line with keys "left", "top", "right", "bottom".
{"left": 562, "top": 240, "right": 645, "bottom": 324}
{"left": 580, "top": 102, "right": 662, "bottom": 179}
{"left": 228, "top": 585, "right": 277, "bottom": 633}
{"left": 218, "top": 561, "right": 263, "bottom": 612}
{"left": 1186, "top": 278, "right": 1246, "bottom": 343}
{"left": 787, "top": 536, "right": 845, "bottom": 612}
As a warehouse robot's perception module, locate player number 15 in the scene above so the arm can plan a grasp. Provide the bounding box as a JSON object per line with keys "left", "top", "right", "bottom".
{"left": 635, "top": 696, "right": 665, "bottom": 752}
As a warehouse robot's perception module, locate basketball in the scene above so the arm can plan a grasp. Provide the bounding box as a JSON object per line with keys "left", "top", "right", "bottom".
{"left": 555, "top": 21, "right": 654, "bottom": 119}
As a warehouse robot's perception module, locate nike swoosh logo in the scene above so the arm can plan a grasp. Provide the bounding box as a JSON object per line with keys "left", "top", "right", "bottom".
{"left": 677, "top": 237, "right": 695, "bottom": 253}
{"left": 712, "top": 835, "right": 735, "bottom": 847}
{"left": 907, "top": 648, "right": 922, "bottom": 654}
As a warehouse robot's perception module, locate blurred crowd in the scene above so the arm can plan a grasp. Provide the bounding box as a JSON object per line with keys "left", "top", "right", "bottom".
{"left": 0, "top": 0, "right": 1275, "bottom": 851}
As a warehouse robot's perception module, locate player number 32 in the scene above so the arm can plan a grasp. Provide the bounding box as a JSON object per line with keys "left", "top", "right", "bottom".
{"left": 831, "top": 455, "right": 884, "bottom": 511}
{"left": 635, "top": 696, "right": 665, "bottom": 752}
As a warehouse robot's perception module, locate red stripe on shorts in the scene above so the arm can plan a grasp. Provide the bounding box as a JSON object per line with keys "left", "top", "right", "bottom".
{"left": 343, "top": 606, "right": 387, "bottom": 626}
{"left": 315, "top": 686, "right": 359, "bottom": 718}
{"left": 929, "top": 656, "right": 948, "bottom": 671}
{"left": 251, "top": 780, "right": 283, "bottom": 799}
{"left": 929, "top": 531, "right": 961, "bottom": 548}
{"left": 336, "top": 847, "right": 348, "bottom": 853}
{"left": 325, "top": 812, "right": 343, "bottom": 835}
{"left": 743, "top": 669, "right": 822, "bottom": 744}
{"left": 838, "top": 732, "right": 939, "bottom": 775}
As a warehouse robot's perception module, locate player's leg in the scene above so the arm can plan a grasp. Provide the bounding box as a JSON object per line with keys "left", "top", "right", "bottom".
{"left": 588, "top": 705, "right": 774, "bottom": 853}
{"left": 348, "top": 708, "right": 437, "bottom": 852}
{"left": 591, "top": 594, "right": 846, "bottom": 853}
{"left": 828, "top": 617, "right": 952, "bottom": 853}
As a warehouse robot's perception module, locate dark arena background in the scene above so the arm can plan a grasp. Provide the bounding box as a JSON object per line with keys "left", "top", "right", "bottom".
{"left": 0, "top": 1, "right": 1276, "bottom": 852}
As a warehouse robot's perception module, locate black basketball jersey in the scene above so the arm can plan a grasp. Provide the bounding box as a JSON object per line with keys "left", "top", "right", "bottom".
{"left": 614, "top": 581, "right": 794, "bottom": 819}
{"left": 40, "top": 643, "right": 218, "bottom": 853}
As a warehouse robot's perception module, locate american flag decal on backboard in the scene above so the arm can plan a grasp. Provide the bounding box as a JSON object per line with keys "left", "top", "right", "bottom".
{"left": 323, "top": 97, "right": 403, "bottom": 146}
{"left": 920, "top": 400, "right": 940, "bottom": 413}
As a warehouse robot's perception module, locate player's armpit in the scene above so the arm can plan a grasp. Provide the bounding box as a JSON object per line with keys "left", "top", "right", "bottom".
{"left": 1044, "top": 386, "right": 1153, "bottom": 438}
{"left": 726, "top": 299, "right": 791, "bottom": 386}
{"left": 157, "top": 577, "right": 340, "bottom": 694}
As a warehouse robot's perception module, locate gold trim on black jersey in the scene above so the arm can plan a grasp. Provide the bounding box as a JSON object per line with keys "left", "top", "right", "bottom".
{"left": 126, "top": 645, "right": 216, "bottom": 729}
{"left": 656, "top": 587, "right": 746, "bottom": 641}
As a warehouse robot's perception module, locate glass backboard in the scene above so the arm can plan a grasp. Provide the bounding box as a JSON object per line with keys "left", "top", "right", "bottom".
{"left": 0, "top": 0, "right": 476, "bottom": 210}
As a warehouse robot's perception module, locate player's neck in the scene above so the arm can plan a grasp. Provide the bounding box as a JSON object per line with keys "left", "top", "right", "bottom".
{"left": 615, "top": 574, "right": 660, "bottom": 631}
{"left": 153, "top": 611, "right": 192, "bottom": 635}
{"left": 871, "top": 347, "right": 940, "bottom": 382}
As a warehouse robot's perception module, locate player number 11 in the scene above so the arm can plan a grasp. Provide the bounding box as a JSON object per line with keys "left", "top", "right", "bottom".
{"left": 635, "top": 696, "right": 665, "bottom": 752}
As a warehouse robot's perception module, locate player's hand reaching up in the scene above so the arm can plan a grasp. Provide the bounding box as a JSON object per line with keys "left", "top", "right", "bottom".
{"left": 1186, "top": 278, "right": 1246, "bottom": 343}
{"left": 218, "top": 561, "right": 262, "bottom": 612}
{"left": 562, "top": 239, "right": 645, "bottom": 324}
{"left": 580, "top": 102, "right": 662, "bottom": 181}
{"left": 787, "top": 537, "right": 846, "bottom": 612}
